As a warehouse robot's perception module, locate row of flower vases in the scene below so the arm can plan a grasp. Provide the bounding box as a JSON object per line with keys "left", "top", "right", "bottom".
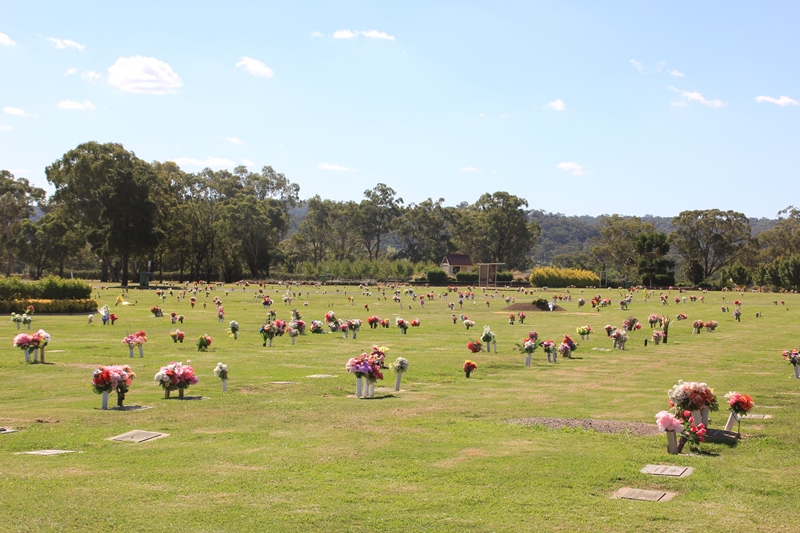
{"left": 100, "top": 390, "right": 126, "bottom": 409}
{"left": 354, "top": 376, "right": 377, "bottom": 398}
{"left": 128, "top": 346, "right": 145, "bottom": 358}
{"left": 665, "top": 406, "right": 710, "bottom": 454}
{"left": 23, "top": 347, "right": 46, "bottom": 364}
{"left": 15, "top": 323, "right": 32, "bottom": 330}
{"left": 483, "top": 342, "right": 497, "bottom": 353}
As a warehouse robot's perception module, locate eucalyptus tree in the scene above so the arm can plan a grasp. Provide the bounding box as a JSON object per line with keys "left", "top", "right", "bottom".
{"left": 670, "top": 209, "right": 751, "bottom": 281}
{"left": 0, "top": 170, "right": 46, "bottom": 276}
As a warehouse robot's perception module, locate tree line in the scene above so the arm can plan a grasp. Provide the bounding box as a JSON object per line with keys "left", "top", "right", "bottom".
{"left": 2, "top": 141, "right": 797, "bottom": 289}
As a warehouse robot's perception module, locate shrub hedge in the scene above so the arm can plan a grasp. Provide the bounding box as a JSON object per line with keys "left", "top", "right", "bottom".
{"left": 529, "top": 267, "right": 600, "bottom": 288}
{"left": 0, "top": 276, "right": 92, "bottom": 300}
{"left": 0, "top": 299, "right": 99, "bottom": 314}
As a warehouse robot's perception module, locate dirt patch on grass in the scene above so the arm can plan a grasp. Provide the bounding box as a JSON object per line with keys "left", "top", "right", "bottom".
{"left": 504, "top": 303, "right": 566, "bottom": 312}
{"left": 506, "top": 417, "right": 660, "bottom": 437}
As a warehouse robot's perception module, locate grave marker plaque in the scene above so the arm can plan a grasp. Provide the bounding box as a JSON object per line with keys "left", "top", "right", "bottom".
{"left": 613, "top": 487, "right": 676, "bottom": 502}
{"left": 109, "top": 430, "right": 168, "bottom": 443}
{"left": 640, "top": 465, "right": 693, "bottom": 477}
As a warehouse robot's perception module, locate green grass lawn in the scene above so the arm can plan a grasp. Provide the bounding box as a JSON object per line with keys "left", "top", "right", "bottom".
{"left": 2, "top": 284, "right": 800, "bottom": 532}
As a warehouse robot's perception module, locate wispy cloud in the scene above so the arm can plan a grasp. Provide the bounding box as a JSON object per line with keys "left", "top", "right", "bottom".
{"left": 310, "top": 31, "right": 323, "bottom": 38}
{"left": 107, "top": 56, "right": 182, "bottom": 94}
{"left": 241, "top": 159, "right": 255, "bottom": 167}
{"left": 64, "top": 67, "right": 77, "bottom": 76}
{"left": 546, "top": 98, "right": 566, "bottom": 111}
{"left": 332, "top": 29, "right": 395, "bottom": 40}
{"left": 669, "top": 86, "right": 726, "bottom": 108}
{"left": 3, "top": 106, "right": 27, "bottom": 116}
{"left": 669, "top": 69, "right": 685, "bottom": 77}
{"left": 81, "top": 70, "right": 103, "bottom": 82}
{"left": 226, "top": 136, "right": 245, "bottom": 145}
{"left": 755, "top": 95, "right": 798, "bottom": 107}
{"left": 0, "top": 32, "right": 16, "bottom": 46}
{"left": 46, "top": 37, "right": 85, "bottom": 51}
{"left": 236, "top": 56, "right": 274, "bottom": 77}
{"left": 556, "top": 162, "right": 589, "bottom": 176}
{"left": 318, "top": 162, "right": 356, "bottom": 172}
{"left": 459, "top": 167, "right": 481, "bottom": 173}
{"left": 57, "top": 99, "right": 95, "bottom": 111}
{"left": 630, "top": 59, "right": 664, "bottom": 73}
{"left": 172, "top": 156, "right": 237, "bottom": 168}
{"left": 0, "top": 125, "right": 12, "bottom": 131}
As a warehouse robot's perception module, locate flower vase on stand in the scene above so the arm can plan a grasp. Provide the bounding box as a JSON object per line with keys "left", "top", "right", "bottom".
{"left": 179, "top": 388, "right": 185, "bottom": 399}
{"left": 24, "top": 348, "right": 30, "bottom": 363}
{"left": 101, "top": 391, "right": 109, "bottom": 410}
{"left": 394, "top": 373, "right": 402, "bottom": 391}
{"left": 129, "top": 347, "right": 134, "bottom": 358}
{"left": 724, "top": 412, "right": 739, "bottom": 432}
{"left": 138, "top": 346, "right": 144, "bottom": 358}
{"left": 493, "top": 341, "right": 497, "bottom": 353}
{"left": 164, "top": 389, "right": 171, "bottom": 399}
{"left": 691, "top": 407, "right": 710, "bottom": 428}
{"left": 32, "top": 348, "right": 39, "bottom": 363}
{"left": 355, "top": 376, "right": 363, "bottom": 398}
{"left": 365, "top": 380, "right": 375, "bottom": 398}
{"left": 666, "top": 430, "right": 678, "bottom": 454}
{"left": 40, "top": 346, "right": 45, "bottom": 363}
{"left": 794, "top": 365, "right": 800, "bottom": 379}
{"left": 524, "top": 354, "right": 531, "bottom": 367}
{"left": 291, "top": 336, "right": 295, "bottom": 345}
{"left": 117, "top": 391, "right": 125, "bottom": 408}
{"left": 222, "top": 379, "right": 228, "bottom": 392}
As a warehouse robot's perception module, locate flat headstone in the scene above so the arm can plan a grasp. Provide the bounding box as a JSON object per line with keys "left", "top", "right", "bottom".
{"left": 109, "top": 405, "right": 152, "bottom": 411}
{"left": 741, "top": 414, "right": 771, "bottom": 419}
{"left": 109, "top": 430, "right": 169, "bottom": 443}
{"left": 704, "top": 428, "right": 739, "bottom": 444}
{"left": 591, "top": 348, "right": 612, "bottom": 352}
{"left": 17, "top": 449, "right": 76, "bottom": 456}
{"left": 270, "top": 381, "right": 296, "bottom": 385}
{"left": 613, "top": 487, "right": 676, "bottom": 502}
{"left": 167, "top": 395, "right": 207, "bottom": 400}
{"left": 306, "top": 374, "right": 335, "bottom": 379}
{"left": 640, "top": 465, "right": 693, "bottom": 477}
{"left": 0, "top": 427, "right": 18, "bottom": 434}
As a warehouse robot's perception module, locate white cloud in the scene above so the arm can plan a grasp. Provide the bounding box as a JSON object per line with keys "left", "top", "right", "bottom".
{"left": 236, "top": 56, "right": 274, "bottom": 77}
{"left": 361, "top": 30, "right": 395, "bottom": 40}
{"left": 755, "top": 95, "right": 798, "bottom": 107}
{"left": 556, "top": 162, "right": 589, "bottom": 176}
{"left": 310, "top": 31, "right": 323, "bottom": 38}
{"left": 317, "top": 162, "right": 356, "bottom": 172}
{"left": 226, "top": 136, "right": 245, "bottom": 145}
{"left": 0, "top": 125, "right": 11, "bottom": 131}
{"left": 242, "top": 159, "right": 255, "bottom": 167}
{"left": 546, "top": 98, "right": 566, "bottom": 111}
{"left": 331, "top": 29, "right": 394, "bottom": 40}
{"left": 171, "top": 156, "right": 237, "bottom": 168}
{"left": 57, "top": 99, "right": 95, "bottom": 111}
{"left": 459, "top": 167, "right": 481, "bottom": 173}
{"left": 64, "top": 67, "right": 77, "bottom": 76}
{"left": 3, "top": 106, "right": 27, "bottom": 116}
{"left": 107, "top": 56, "right": 182, "bottom": 94}
{"left": 630, "top": 59, "right": 664, "bottom": 73}
{"left": 669, "top": 69, "right": 685, "bottom": 77}
{"left": 81, "top": 70, "right": 103, "bottom": 82}
{"left": 669, "top": 86, "right": 726, "bottom": 108}
{"left": 0, "top": 32, "right": 15, "bottom": 46}
{"left": 47, "top": 37, "right": 85, "bottom": 51}
{"left": 333, "top": 30, "right": 357, "bottom": 39}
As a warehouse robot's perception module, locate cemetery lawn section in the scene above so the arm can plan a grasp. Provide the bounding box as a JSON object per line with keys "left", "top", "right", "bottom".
{"left": 2, "top": 284, "right": 800, "bottom": 532}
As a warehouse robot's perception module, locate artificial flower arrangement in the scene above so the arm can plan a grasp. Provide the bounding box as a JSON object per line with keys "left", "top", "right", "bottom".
{"left": 724, "top": 391, "right": 753, "bottom": 417}
{"left": 648, "top": 314, "right": 662, "bottom": 328}
{"left": 214, "top": 362, "right": 229, "bottom": 391}
{"left": 390, "top": 356, "right": 409, "bottom": 391}
{"left": 691, "top": 319, "right": 704, "bottom": 334}
{"left": 11, "top": 313, "right": 22, "bottom": 329}
{"left": 576, "top": 325, "right": 592, "bottom": 340}
{"left": 652, "top": 330, "right": 665, "bottom": 344}
{"left": 122, "top": 331, "right": 147, "bottom": 358}
{"left": 92, "top": 364, "right": 135, "bottom": 409}
{"left": 396, "top": 317, "right": 409, "bottom": 334}
{"left": 667, "top": 380, "right": 719, "bottom": 415}
{"left": 21, "top": 313, "right": 32, "bottom": 328}
{"left": 540, "top": 339, "right": 556, "bottom": 360}
{"left": 466, "top": 339, "right": 482, "bottom": 353}
{"left": 324, "top": 310, "right": 336, "bottom": 324}
{"left": 290, "top": 319, "right": 305, "bottom": 335}
{"left": 346, "top": 351, "right": 384, "bottom": 398}
{"left": 610, "top": 329, "right": 628, "bottom": 349}
{"left": 347, "top": 318, "right": 362, "bottom": 338}
{"left": 13, "top": 333, "right": 35, "bottom": 362}
{"left": 310, "top": 320, "right": 325, "bottom": 334}
{"left": 783, "top": 349, "right": 800, "bottom": 365}
{"left": 228, "top": 320, "right": 239, "bottom": 339}
{"left": 262, "top": 296, "right": 273, "bottom": 307}
{"left": 274, "top": 319, "right": 287, "bottom": 336}
{"left": 463, "top": 319, "right": 476, "bottom": 330}
{"left": 197, "top": 334, "right": 213, "bottom": 351}
{"left": 190, "top": 296, "right": 197, "bottom": 308}
{"left": 517, "top": 335, "right": 538, "bottom": 366}
{"left": 380, "top": 318, "right": 390, "bottom": 328}
{"left": 370, "top": 345, "right": 388, "bottom": 368}
{"left": 558, "top": 334, "right": 576, "bottom": 358}
{"left": 367, "top": 316, "right": 381, "bottom": 329}
{"left": 518, "top": 312, "right": 526, "bottom": 324}
{"left": 603, "top": 324, "right": 615, "bottom": 336}
{"left": 410, "top": 318, "right": 420, "bottom": 327}
{"left": 109, "top": 313, "right": 118, "bottom": 325}
{"left": 267, "top": 309, "right": 277, "bottom": 321}
{"left": 463, "top": 360, "right": 478, "bottom": 378}
{"left": 704, "top": 320, "right": 718, "bottom": 332}
{"left": 676, "top": 313, "right": 687, "bottom": 320}
{"left": 480, "top": 326, "right": 496, "bottom": 352}
{"left": 217, "top": 305, "right": 225, "bottom": 322}
{"left": 26, "top": 304, "right": 34, "bottom": 314}
{"left": 286, "top": 326, "right": 299, "bottom": 344}
{"left": 655, "top": 410, "right": 706, "bottom": 453}
{"left": 622, "top": 317, "right": 640, "bottom": 331}
{"left": 170, "top": 329, "right": 185, "bottom": 343}
{"left": 508, "top": 313, "right": 515, "bottom": 325}
{"left": 260, "top": 323, "right": 278, "bottom": 346}
{"left": 154, "top": 361, "right": 199, "bottom": 399}
{"left": 151, "top": 306, "right": 163, "bottom": 317}
{"left": 170, "top": 311, "right": 178, "bottom": 323}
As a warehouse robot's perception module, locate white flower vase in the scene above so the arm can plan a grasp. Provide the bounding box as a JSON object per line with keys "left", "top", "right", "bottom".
{"left": 27, "top": 323, "right": 31, "bottom": 330}
{"left": 291, "top": 336, "right": 296, "bottom": 345}
{"left": 493, "top": 341, "right": 497, "bottom": 353}
{"left": 268, "top": 338, "right": 273, "bottom": 347}
{"left": 101, "top": 391, "right": 109, "bottom": 410}
{"left": 222, "top": 379, "right": 228, "bottom": 392}
{"left": 129, "top": 347, "right": 134, "bottom": 358}
{"left": 367, "top": 381, "right": 375, "bottom": 398}
{"left": 233, "top": 331, "right": 238, "bottom": 340}
{"left": 524, "top": 354, "right": 531, "bottom": 367}
{"left": 138, "top": 346, "right": 144, "bottom": 358}
{"left": 16, "top": 322, "right": 20, "bottom": 330}
{"left": 171, "top": 317, "right": 177, "bottom": 324}
{"left": 40, "top": 346, "right": 46, "bottom": 363}
{"left": 355, "top": 376, "right": 363, "bottom": 398}
{"left": 395, "top": 373, "right": 402, "bottom": 391}
{"left": 654, "top": 337, "right": 661, "bottom": 345}
{"left": 23, "top": 348, "right": 30, "bottom": 363}
{"left": 32, "top": 348, "right": 39, "bottom": 363}
{"left": 666, "top": 430, "right": 678, "bottom": 454}
{"left": 691, "top": 407, "right": 710, "bottom": 427}
{"left": 794, "top": 365, "right": 800, "bottom": 379}
{"left": 619, "top": 341, "right": 625, "bottom": 350}
{"left": 343, "top": 330, "right": 349, "bottom": 339}
{"left": 724, "top": 412, "right": 739, "bottom": 432}
{"left": 612, "top": 340, "right": 618, "bottom": 349}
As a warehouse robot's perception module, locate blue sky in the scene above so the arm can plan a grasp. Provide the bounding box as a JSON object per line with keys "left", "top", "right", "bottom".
{"left": 1, "top": 1, "right": 798, "bottom": 217}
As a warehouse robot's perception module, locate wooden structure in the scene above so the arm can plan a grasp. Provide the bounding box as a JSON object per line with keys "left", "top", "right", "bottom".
{"left": 477, "top": 263, "right": 504, "bottom": 287}
{"left": 440, "top": 254, "right": 474, "bottom": 276}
